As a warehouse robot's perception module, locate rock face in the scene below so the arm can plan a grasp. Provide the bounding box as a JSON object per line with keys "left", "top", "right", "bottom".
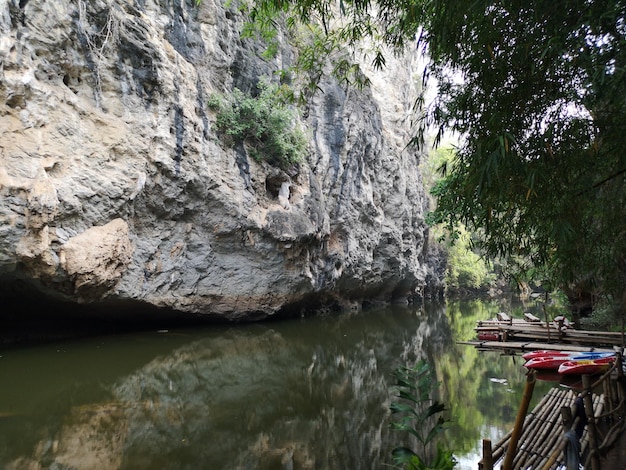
{"left": 0, "top": 0, "right": 444, "bottom": 322}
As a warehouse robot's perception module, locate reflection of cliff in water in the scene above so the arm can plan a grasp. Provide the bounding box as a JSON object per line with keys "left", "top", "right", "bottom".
{"left": 4, "top": 305, "right": 454, "bottom": 470}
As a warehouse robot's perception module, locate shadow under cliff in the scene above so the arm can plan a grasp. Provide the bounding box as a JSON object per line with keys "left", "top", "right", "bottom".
{"left": 0, "top": 280, "right": 229, "bottom": 348}
{"left": 0, "top": 276, "right": 442, "bottom": 348}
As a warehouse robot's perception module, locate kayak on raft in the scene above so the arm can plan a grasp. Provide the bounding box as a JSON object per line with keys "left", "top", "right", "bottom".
{"left": 522, "top": 350, "right": 580, "bottom": 361}
{"left": 524, "top": 352, "right": 615, "bottom": 370}
{"left": 558, "top": 357, "right": 615, "bottom": 375}
{"left": 477, "top": 332, "right": 500, "bottom": 341}
{"left": 522, "top": 349, "right": 613, "bottom": 361}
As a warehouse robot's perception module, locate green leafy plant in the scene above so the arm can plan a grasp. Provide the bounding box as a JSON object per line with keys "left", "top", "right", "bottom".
{"left": 390, "top": 361, "right": 457, "bottom": 470}
{"left": 208, "top": 77, "right": 306, "bottom": 169}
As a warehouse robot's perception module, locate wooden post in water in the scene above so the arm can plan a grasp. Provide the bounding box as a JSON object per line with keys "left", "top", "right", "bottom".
{"left": 540, "top": 407, "right": 578, "bottom": 470}
{"left": 582, "top": 375, "right": 601, "bottom": 470}
{"left": 502, "top": 370, "right": 536, "bottom": 470}
{"left": 479, "top": 439, "right": 493, "bottom": 470}
{"left": 543, "top": 291, "right": 552, "bottom": 341}
{"left": 561, "top": 405, "right": 573, "bottom": 431}
{"left": 615, "top": 352, "right": 626, "bottom": 416}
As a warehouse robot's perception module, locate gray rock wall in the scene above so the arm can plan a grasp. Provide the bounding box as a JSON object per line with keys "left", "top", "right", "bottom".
{"left": 0, "top": 0, "right": 444, "bottom": 321}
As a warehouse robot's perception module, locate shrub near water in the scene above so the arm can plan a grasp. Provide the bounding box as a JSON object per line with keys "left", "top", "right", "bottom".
{"left": 390, "top": 361, "right": 457, "bottom": 470}
{"left": 208, "top": 78, "right": 306, "bottom": 169}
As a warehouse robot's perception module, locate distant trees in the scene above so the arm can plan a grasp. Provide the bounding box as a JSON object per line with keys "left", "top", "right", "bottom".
{"left": 418, "top": 0, "right": 626, "bottom": 323}
{"left": 243, "top": 0, "right": 626, "bottom": 322}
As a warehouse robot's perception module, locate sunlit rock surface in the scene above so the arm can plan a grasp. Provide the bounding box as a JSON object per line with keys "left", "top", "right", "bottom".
{"left": 0, "top": 0, "right": 444, "bottom": 322}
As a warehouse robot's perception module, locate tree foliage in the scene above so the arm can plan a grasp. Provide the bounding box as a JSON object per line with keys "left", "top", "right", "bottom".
{"left": 242, "top": 0, "right": 626, "bottom": 316}
{"left": 421, "top": 0, "right": 626, "bottom": 315}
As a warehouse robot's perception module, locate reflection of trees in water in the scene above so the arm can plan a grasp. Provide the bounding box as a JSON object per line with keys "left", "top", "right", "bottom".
{"left": 438, "top": 299, "right": 555, "bottom": 458}
{"left": 4, "top": 306, "right": 455, "bottom": 469}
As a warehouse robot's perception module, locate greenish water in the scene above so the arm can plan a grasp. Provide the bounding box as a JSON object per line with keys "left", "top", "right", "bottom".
{"left": 0, "top": 299, "right": 553, "bottom": 469}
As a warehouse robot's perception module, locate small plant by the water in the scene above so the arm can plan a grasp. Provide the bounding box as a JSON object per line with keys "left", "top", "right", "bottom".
{"left": 390, "top": 361, "right": 457, "bottom": 470}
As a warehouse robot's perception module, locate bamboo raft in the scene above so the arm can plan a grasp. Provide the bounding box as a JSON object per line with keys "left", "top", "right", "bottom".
{"left": 471, "top": 313, "right": 626, "bottom": 470}
{"left": 480, "top": 386, "right": 603, "bottom": 469}
{"left": 460, "top": 340, "right": 615, "bottom": 355}
{"left": 466, "top": 312, "right": 624, "bottom": 353}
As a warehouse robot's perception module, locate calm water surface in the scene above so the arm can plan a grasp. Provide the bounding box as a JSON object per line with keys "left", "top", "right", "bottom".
{"left": 0, "top": 299, "right": 553, "bottom": 469}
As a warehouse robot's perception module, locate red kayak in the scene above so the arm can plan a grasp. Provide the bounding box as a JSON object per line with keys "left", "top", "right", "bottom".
{"left": 558, "top": 357, "right": 615, "bottom": 375}
{"left": 522, "top": 350, "right": 580, "bottom": 361}
{"left": 525, "top": 356, "right": 573, "bottom": 370}
{"left": 521, "top": 349, "right": 614, "bottom": 361}
{"left": 477, "top": 332, "right": 500, "bottom": 341}
{"left": 524, "top": 352, "right": 614, "bottom": 370}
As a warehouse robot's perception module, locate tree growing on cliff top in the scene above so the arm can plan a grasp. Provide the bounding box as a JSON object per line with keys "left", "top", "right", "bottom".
{"left": 243, "top": 0, "right": 626, "bottom": 321}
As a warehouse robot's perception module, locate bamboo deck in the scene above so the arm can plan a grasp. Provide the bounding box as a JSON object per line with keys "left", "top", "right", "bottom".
{"left": 482, "top": 387, "right": 604, "bottom": 469}
{"left": 459, "top": 340, "right": 615, "bottom": 355}
{"left": 469, "top": 313, "right": 626, "bottom": 470}
{"left": 465, "top": 313, "right": 624, "bottom": 354}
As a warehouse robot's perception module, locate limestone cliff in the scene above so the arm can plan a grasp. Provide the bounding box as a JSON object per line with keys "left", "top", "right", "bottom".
{"left": 0, "top": 0, "right": 444, "bottom": 322}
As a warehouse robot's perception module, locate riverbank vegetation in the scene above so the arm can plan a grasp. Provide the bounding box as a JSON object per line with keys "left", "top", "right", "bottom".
{"left": 422, "top": 145, "right": 499, "bottom": 296}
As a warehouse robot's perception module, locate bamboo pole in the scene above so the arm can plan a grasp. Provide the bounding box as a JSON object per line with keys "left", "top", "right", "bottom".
{"left": 582, "top": 375, "right": 601, "bottom": 470}
{"left": 543, "top": 291, "right": 552, "bottom": 341}
{"left": 527, "top": 410, "right": 560, "bottom": 468}
{"left": 490, "top": 433, "right": 511, "bottom": 463}
{"left": 541, "top": 416, "right": 582, "bottom": 470}
{"left": 540, "top": 392, "right": 580, "bottom": 469}
{"left": 516, "top": 390, "right": 560, "bottom": 466}
{"left": 533, "top": 413, "right": 565, "bottom": 468}
{"left": 458, "top": 340, "right": 614, "bottom": 354}
{"left": 479, "top": 439, "right": 493, "bottom": 470}
{"left": 582, "top": 394, "right": 604, "bottom": 459}
{"left": 579, "top": 393, "right": 600, "bottom": 461}
{"left": 526, "top": 389, "right": 575, "bottom": 469}
{"left": 502, "top": 370, "right": 536, "bottom": 470}
{"left": 615, "top": 354, "right": 626, "bottom": 415}
{"left": 491, "top": 388, "right": 574, "bottom": 467}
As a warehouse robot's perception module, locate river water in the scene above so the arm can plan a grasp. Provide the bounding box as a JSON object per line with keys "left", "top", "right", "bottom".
{"left": 0, "top": 299, "right": 552, "bottom": 469}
